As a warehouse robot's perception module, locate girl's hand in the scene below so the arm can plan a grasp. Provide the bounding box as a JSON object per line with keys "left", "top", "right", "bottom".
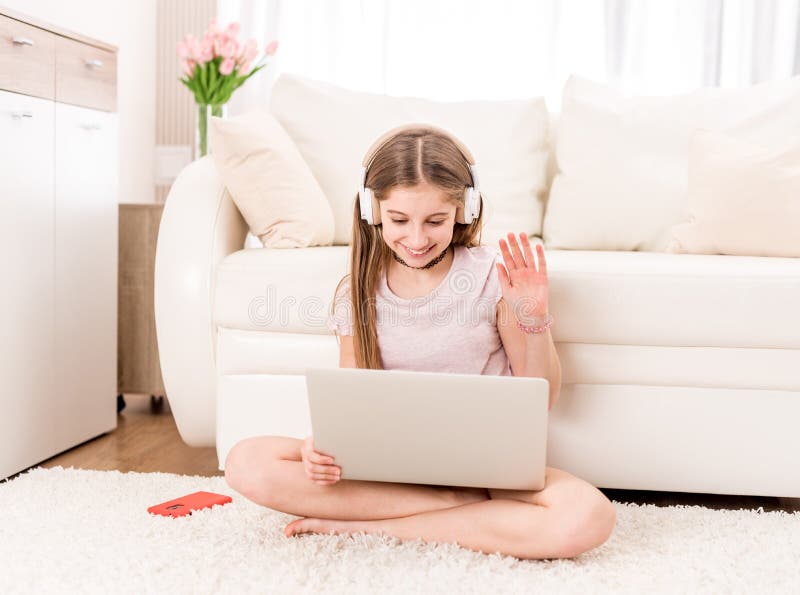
{"left": 301, "top": 435, "right": 341, "bottom": 486}
{"left": 497, "top": 232, "right": 549, "bottom": 325}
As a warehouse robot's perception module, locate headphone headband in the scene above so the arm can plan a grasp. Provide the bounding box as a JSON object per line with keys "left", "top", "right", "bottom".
{"left": 358, "top": 123, "right": 482, "bottom": 226}
{"left": 361, "top": 122, "right": 477, "bottom": 170}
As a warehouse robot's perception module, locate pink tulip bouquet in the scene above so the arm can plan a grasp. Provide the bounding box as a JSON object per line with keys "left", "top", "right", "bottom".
{"left": 177, "top": 18, "right": 278, "bottom": 156}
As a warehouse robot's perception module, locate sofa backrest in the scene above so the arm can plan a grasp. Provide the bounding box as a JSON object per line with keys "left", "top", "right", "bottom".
{"left": 269, "top": 72, "right": 553, "bottom": 248}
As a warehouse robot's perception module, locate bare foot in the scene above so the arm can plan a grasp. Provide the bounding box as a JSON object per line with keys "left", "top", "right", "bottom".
{"left": 284, "top": 517, "right": 386, "bottom": 538}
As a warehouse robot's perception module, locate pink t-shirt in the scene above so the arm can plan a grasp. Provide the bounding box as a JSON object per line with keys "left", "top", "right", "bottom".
{"left": 327, "top": 244, "right": 513, "bottom": 376}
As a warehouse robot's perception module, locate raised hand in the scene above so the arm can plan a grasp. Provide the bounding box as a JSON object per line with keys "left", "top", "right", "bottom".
{"left": 496, "top": 232, "right": 549, "bottom": 326}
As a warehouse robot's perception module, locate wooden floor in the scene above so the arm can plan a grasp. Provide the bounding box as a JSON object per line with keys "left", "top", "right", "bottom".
{"left": 16, "top": 394, "right": 221, "bottom": 479}
{"left": 10, "top": 394, "right": 800, "bottom": 513}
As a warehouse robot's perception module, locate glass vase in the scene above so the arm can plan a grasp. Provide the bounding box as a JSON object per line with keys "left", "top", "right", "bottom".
{"left": 195, "top": 103, "right": 225, "bottom": 158}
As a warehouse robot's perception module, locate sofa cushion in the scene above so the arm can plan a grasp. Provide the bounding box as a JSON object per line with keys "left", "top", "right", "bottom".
{"left": 215, "top": 327, "right": 800, "bottom": 392}
{"left": 214, "top": 248, "right": 800, "bottom": 349}
{"left": 545, "top": 250, "right": 800, "bottom": 349}
{"left": 543, "top": 75, "right": 800, "bottom": 252}
{"left": 214, "top": 246, "right": 350, "bottom": 335}
{"left": 667, "top": 130, "right": 800, "bottom": 258}
{"left": 269, "top": 73, "right": 550, "bottom": 246}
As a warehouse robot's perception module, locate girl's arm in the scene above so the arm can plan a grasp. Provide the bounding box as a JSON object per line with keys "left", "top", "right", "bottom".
{"left": 497, "top": 298, "right": 562, "bottom": 410}
{"left": 496, "top": 234, "right": 560, "bottom": 410}
{"left": 338, "top": 334, "right": 358, "bottom": 368}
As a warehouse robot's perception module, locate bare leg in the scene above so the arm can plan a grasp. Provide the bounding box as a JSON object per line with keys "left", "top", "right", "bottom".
{"left": 285, "top": 466, "right": 617, "bottom": 560}
{"left": 224, "top": 435, "right": 489, "bottom": 521}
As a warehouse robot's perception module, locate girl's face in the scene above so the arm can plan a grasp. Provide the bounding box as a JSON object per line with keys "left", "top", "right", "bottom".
{"left": 379, "top": 182, "right": 458, "bottom": 265}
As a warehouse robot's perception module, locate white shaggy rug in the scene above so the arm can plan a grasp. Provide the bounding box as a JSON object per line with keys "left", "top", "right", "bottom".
{"left": 1, "top": 466, "right": 798, "bottom": 594}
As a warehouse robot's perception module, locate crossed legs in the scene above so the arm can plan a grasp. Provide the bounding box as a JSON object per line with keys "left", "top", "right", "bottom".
{"left": 224, "top": 435, "right": 616, "bottom": 560}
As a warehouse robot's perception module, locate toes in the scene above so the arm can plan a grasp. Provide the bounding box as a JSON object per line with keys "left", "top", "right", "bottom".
{"left": 284, "top": 518, "right": 308, "bottom": 537}
{"left": 285, "top": 518, "right": 366, "bottom": 538}
{"left": 285, "top": 517, "right": 334, "bottom": 537}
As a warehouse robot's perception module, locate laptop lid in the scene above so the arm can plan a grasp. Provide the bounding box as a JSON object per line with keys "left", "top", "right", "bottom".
{"left": 305, "top": 367, "right": 549, "bottom": 490}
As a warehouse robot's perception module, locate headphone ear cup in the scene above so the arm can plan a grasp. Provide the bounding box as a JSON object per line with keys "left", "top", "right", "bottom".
{"left": 460, "top": 187, "right": 475, "bottom": 224}
{"left": 358, "top": 188, "right": 370, "bottom": 224}
{"left": 472, "top": 188, "right": 482, "bottom": 223}
{"left": 359, "top": 187, "right": 380, "bottom": 225}
{"left": 370, "top": 190, "right": 381, "bottom": 225}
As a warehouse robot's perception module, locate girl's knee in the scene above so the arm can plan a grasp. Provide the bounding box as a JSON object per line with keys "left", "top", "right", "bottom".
{"left": 224, "top": 439, "right": 252, "bottom": 490}
{"left": 224, "top": 437, "right": 274, "bottom": 495}
{"left": 560, "top": 492, "right": 617, "bottom": 558}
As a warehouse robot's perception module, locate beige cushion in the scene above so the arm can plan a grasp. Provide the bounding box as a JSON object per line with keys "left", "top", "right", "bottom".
{"left": 210, "top": 109, "right": 335, "bottom": 248}
{"left": 543, "top": 75, "right": 800, "bottom": 251}
{"left": 269, "top": 73, "right": 550, "bottom": 246}
{"left": 667, "top": 130, "right": 800, "bottom": 257}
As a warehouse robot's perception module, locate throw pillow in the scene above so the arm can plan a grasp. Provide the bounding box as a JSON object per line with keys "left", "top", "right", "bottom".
{"left": 542, "top": 75, "right": 800, "bottom": 251}
{"left": 667, "top": 129, "right": 800, "bottom": 257}
{"left": 210, "top": 109, "right": 335, "bottom": 248}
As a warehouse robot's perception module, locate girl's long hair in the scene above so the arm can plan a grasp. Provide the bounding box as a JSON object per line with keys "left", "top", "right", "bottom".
{"left": 331, "top": 127, "right": 485, "bottom": 369}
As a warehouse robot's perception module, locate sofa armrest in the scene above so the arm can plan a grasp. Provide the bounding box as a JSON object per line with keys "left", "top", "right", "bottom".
{"left": 154, "top": 156, "right": 248, "bottom": 446}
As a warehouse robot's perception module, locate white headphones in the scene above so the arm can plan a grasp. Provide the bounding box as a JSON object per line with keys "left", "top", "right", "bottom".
{"left": 358, "top": 123, "right": 482, "bottom": 226}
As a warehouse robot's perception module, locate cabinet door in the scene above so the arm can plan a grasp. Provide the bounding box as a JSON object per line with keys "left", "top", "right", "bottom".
{"left": 53, "top": 102, "right": 118, "bottom": 453}
{"left": 0, "top": 90, "right": 56, "bottom": 479}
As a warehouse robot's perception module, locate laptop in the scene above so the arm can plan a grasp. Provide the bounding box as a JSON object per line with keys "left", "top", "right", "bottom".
{"left": 304, "top": 367, "right": 549, "bottom": 490}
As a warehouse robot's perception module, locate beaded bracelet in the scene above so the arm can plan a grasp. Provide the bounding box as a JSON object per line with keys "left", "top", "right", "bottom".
{"left": 516, "top": 313, "right": 554, "bottom": 334}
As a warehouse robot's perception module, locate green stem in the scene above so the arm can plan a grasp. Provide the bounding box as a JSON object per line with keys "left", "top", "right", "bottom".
{"left": 197, "top": 103, "right": 225, "bottom": 157}
{"left": 198, "top": 103, "right": 208, "bottom": 157}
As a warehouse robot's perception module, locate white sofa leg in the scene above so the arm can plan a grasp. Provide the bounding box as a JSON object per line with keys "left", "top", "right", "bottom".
{"left": 154, "top": 156, "right": 248, "bottom": 446}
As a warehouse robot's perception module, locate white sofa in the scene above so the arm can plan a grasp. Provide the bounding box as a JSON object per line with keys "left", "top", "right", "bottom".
{"left": 154, "top": 76, "right": 800, "bottom": 499}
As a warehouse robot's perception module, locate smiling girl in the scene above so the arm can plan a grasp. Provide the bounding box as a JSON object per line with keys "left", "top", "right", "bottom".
{"left": 224, "top": 123, "right": 616, "bottom": 560}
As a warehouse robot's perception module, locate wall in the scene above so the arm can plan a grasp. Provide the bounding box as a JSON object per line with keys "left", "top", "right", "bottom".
{"left": 3, "top": 0, "right": 157, "bottom": 203}
{"left": 154, "top": 0, "right": 215, "bottom": 202}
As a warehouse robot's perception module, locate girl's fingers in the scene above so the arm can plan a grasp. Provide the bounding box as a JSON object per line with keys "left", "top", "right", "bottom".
{"left": 536, "top": 243, "right": 548, "bottom": 276}
{"left": 498, "top": 238, "right": 516, "bottom": 270}
{"left": 312, "top": 472, "right": 340, "bottom": 481}
{"left": 312, "top": 477, "right": 340, "bottom": 486}
{"left": 311, "top": 452, "right": 334, "bottom": 464}
{"left": 496, "top": 263, "right": 510, "bottom": 288}
{"left": 506, "top": 233, "right": 526, "bottom": 268}
{"left": 311, "top": 463, "right": 340, "bottom": 474}
{"left": 520, "top": 234, "right": 536, "bottom": 270}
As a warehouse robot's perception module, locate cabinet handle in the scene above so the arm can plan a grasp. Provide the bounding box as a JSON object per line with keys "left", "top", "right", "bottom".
{"left": 11, "top": 111, "right": 34, "bottom": 119}
{"left": 12, "top": 36, "right": 35, "bottom": 46}
{"left": 80, "top": 123, "right": 103, "bottom": 131}
{"left": 84, "top": 58, "right": 104, "bottom": 69}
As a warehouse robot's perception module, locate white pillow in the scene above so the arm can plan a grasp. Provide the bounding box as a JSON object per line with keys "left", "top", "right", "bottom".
{"left": 543, "top": 75, "right": 800, "bottom": 251}
{"left": 667, "top": 130, "right": 800, "bottom": 257}
{"left": 269, "top": 73, "right": 550, "bottom": 246}
{"left": 210, "top": 108, "right": 335, "bottom": 248}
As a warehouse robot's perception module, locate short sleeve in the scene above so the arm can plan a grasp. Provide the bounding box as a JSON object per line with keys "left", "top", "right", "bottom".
{"left": 485, "top": 253, "right": 504, "bottom": 305}
{"left": 327, "top": 277, "right": 354, "bottom": 336}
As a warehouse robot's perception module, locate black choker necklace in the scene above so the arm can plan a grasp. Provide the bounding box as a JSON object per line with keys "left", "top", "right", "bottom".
{"left": 392, "top": 245, "right": 451, "bottom": 269}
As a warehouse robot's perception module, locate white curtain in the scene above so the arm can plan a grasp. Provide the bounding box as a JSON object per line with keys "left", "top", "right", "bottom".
{"left": 218, "top": 0, "right": 800, "bottom": 114}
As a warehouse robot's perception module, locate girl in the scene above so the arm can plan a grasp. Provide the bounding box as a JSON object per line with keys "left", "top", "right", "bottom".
{"left": 224, "top": 124, "right": 616, "bottom": 560}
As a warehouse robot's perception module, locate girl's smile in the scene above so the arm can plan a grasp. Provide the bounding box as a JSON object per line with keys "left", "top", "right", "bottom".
{"left": 400, "top": 243, "right": 435, "bottom": 257}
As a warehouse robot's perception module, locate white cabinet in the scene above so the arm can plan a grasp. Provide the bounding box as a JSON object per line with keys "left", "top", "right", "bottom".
{"left": 0, "top": 90, "right": 58, "bottom": 476}
{"left": 52, "top": 103, "right": 118, "bottom": 454}
{"left": 0, "top": 10, "right": 118, "bottom": 479}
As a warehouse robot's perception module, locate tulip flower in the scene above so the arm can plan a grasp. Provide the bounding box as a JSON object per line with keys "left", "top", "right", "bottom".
{"left": 178, "top": 18, "right": 279, "bottom": 157}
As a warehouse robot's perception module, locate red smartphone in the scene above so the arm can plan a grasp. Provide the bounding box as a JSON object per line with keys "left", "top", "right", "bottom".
{"left": 147, "top": 491, "right": 232, "bottom": 518}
